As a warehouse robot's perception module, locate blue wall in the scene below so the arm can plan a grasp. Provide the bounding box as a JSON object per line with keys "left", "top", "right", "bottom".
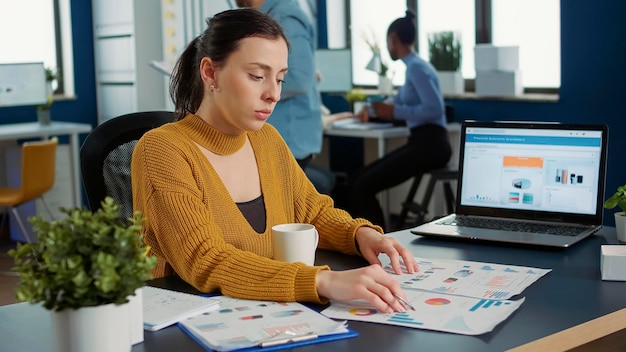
{"left": 1, "top": 0, "right": 624, "bottom": 224}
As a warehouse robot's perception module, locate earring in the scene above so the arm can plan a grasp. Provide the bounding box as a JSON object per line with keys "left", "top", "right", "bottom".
{"left": 210, "top": 84, "right": 215, "bottom": 92}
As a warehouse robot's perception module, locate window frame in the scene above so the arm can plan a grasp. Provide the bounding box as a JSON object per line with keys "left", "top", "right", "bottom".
{"left": 52, "top": 0, "right": 65, "bottom": 95}
{"left": 346, "top": 0, "right": 559, "bottom": 95}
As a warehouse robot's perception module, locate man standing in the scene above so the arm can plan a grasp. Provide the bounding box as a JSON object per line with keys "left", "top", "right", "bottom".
{"left": 236, "top": 0, "right": 322, "bottom": 169}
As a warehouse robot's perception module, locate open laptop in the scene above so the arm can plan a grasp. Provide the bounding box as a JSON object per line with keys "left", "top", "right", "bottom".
{"left": 411, "top": 120, "right": 609, "bottom": 248}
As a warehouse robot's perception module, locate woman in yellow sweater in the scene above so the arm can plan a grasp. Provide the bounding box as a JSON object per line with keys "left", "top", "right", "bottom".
{"left": 131, "top": 8, "right": 417, "bottom": 313}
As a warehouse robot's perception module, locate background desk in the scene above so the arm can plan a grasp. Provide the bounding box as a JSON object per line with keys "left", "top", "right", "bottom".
{"left": 0, "top": 121, "right": 92, "bottom": 208}
{"left": 324, "top": 126, "right": 410, "bottom": 224}
{"left": 323, "top": 123, "right": 461, "bottom": 225}
{"left": 2, "top": 227, "right": 625, "bottom": 351}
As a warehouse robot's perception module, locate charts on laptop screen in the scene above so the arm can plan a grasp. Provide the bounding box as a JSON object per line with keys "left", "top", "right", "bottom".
{"left": 459, "top": 124, "right": 606, "bottom": 216}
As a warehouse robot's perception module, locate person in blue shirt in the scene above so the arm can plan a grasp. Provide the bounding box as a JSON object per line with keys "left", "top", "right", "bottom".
{"left": 236, "top": 0, "right": 322, "bottom": 169}
{"left": 347, "top": 10, "right": 452, "bottom": 230}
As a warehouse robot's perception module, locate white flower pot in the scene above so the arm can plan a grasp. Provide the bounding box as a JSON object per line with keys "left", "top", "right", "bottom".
{"left": 37, "top": 109, "right": 51, "bottom": 125}
{"left": 437, "top": 71, "right": 464, "bottom": 95}
{"left": 378, "top": 76, "right": 393, "bottom": 95}
{"left": 52, "top": 302, "right": 131, "bottom": 352}
{"left": 128, "top": 287, "right": 144, "bottom": 345}
{"left": 615, "top": 213, "right": 626, "bottom": 243}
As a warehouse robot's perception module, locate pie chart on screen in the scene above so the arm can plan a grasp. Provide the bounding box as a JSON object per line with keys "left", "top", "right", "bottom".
{"left": 425, "top": 298, "right": 451, "bottom": 306}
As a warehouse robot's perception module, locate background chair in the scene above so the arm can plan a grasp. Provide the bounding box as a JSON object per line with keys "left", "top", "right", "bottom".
{"left": 394, "top": 167, "right": 458, "bottom": 230}
{"left": 80, "top": 111, "right": 174, "bottom": 221}
{"left": 0, "top": 137, "right": 58, "bottom": 243}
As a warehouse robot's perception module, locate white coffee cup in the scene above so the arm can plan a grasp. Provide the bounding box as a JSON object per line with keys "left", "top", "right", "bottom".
{"left": 271, "top": 223, "right": 319, "bottom": 266}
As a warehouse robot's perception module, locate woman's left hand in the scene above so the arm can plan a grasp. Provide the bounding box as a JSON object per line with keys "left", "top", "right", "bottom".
{"left": 355, "top": 226, "right": 418, "bottom": 274}
{"left": 371, "top": 102, "right": 394, "bottom": 119}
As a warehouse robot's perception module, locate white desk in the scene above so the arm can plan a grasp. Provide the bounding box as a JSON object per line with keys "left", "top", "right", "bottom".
{"left": 324, "top": 126, "right": 410, "bottom": 159}
{"left": 0, "top": 121, "right": 93, "bottom": 208}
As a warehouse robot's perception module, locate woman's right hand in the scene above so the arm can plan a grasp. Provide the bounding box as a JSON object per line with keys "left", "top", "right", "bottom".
{"left": 356, "top": 106, "right": 370, "bottom": 122}
{"left": 315, "top": 265, "right": 408, "bottom": 313}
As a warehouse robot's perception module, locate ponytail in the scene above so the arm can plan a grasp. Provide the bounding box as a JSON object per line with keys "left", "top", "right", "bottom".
{"left": 170, "top": 36, "right": 204, "bottom": 121}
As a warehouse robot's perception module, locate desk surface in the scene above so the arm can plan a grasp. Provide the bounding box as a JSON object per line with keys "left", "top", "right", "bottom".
{"left": 323, "top": 122, "right": 461, "bottom": 139}
{"left": 2, "top": 227, "right": 625, "bottom": 352}
{"left": 324, "top": 125, "right": 410, "bottom": 139}
{"left": 0, "top": 121, "right": 92, "bottom": 140}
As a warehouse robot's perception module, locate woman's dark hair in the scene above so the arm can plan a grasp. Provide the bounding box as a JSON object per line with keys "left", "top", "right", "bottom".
{"left": 387, "top": 9, "right": 417, "bottom": 46}
{"left": 170, "top": 8, "right": 289, "bottom": 121}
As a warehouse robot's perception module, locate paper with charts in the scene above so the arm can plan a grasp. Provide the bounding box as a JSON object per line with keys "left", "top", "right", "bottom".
{"left": 321, "top": 290, "right": 525, "bottom": 335}
{"left": 178, "top": 296, "right": 352, "bottom": 351}
{"left": 321, "top": 257, "right": 550, "bottom": 335}
{"left": 389, "top": 257, "right": 551, "bottom": 300}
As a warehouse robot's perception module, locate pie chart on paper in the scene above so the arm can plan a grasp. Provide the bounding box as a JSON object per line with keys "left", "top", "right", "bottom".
{"left": 425, "top": 298, "right": 451, "bottom": 306}
{"left": 348, "top": 308, "right": 377, "bottom": 316}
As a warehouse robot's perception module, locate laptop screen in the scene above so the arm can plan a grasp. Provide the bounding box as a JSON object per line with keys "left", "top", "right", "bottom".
{"left": 456, "top": 121, "right": 608, "bottom": 223}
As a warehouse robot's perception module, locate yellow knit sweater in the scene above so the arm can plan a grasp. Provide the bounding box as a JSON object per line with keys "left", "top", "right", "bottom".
{"left": 131, "top": 114, "right": 382, "bottom": 303}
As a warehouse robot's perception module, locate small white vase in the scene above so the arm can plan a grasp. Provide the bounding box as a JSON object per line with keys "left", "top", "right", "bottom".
{"left": 378, "top": 76, "right": 393, "bottom": 95}
{"left": 615, "top": 213, "right": 626, "bottom": 243}
{"left": 52, "top": 302, "right": 131, "bottom": 352}
{"left": 37, "top": 109, "right": 51, "bottom": 125}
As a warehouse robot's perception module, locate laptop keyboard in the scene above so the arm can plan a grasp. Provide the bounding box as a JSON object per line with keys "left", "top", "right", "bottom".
{"left": 436, "top": 217, "right": 587, "bottom": 236}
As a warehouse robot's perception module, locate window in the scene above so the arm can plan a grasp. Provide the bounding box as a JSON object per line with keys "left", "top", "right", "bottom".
{"left": 0, "top": 0, "right": 74, "bottom": 97}
{"left": 491, "top": 0, "right": 560, "bottom": 89}
{"left": 416, "top": 0, "right": 475, "bottom": 79}
{"left": 347, "top": 0, "right": 560, "bottom": 92}
{"left": 349, "top": 0, "right": 408, "bottom": 87}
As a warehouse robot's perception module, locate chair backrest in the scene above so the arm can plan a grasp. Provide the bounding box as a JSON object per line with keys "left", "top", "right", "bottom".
{"left": 80, "top": 111, "right": 174, "bottom": 219}
{"left": 20, "top": 137, "right": 58, "bottom": 202}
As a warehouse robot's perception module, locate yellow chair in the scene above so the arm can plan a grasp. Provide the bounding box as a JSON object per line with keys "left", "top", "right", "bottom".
{"left": 0, "top": 137, "right": 58, "bottom": 243}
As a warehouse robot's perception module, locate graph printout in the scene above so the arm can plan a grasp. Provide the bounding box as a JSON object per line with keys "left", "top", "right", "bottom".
{"left": 321, "top": 291, "right": 525, "bottom": 335}
{"left": 322, "top": 257, "right": 546, "bottom": 335}
{"left": 386, "top": 257, "right": 551, "bottom": 300}
{"left": 179, "top": 296, "right": 351, "bottom": 351}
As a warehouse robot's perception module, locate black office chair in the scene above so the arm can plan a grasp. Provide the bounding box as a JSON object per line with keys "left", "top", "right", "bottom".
{"left": 80, "top": 111, "right": 174, "bottom": 221}
{"left": 394, "top": 167, "right": 458, "bottom": 230}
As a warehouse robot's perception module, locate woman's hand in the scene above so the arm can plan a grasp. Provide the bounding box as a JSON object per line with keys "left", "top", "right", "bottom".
{"left": 371, "top": 101, "right": 394, "bottom": 119}
{"left": 355, "top": 227, "right": 418, "bottom": 275}
{"left": 356, "top": 106, "right": 370, "bottom": 122}
{"left": 316, "top": 265, "right": 410, "bottom": 313}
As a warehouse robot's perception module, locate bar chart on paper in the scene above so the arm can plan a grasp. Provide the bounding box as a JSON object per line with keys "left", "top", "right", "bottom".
{"left": 322, "top": 290, "right": 525, "bottom": 335}
{"left": 321, "top": 256, "right": 549, "bottom": 335}
{"left": 384, "top": 257, "right": 551, "bottom": 300}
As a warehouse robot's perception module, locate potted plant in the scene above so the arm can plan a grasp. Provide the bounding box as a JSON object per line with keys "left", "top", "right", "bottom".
{"left": 362, "top": 29, "right": 393, "bottom": 94}
{"left": 428, "top": 31, "right": 463, "bottom": 95}
{"left": 345, "top": 88, "right": 368, "bottom": 114}
{"left": 9, "top": 197, "right": 157, "bottom": 352}
{"left": 37, "top": 66, "right": 58, "bottom": 125}
{"left": 604, "top": 184, "right": 626, "bottom": 242}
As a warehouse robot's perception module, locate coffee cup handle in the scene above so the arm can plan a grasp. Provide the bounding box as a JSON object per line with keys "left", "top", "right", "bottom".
{"left": 314, "top": 229, "right": 319, "bottom": 247}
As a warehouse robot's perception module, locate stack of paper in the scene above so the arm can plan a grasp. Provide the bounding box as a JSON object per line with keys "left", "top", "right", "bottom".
{"left": 178, "top": 296, "right": 357, "bottom": 351}
{"left": 321, "top": 257, "right": 551, "bottom": 335}
{"left": 143, "top": 286, "right": 220, "bottom": 331}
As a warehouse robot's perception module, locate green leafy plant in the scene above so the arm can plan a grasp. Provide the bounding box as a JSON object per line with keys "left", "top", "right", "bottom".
{"left": 38, "top": 66, "right": 58, "bottom": 111}
{"left": 428, "top": 31, "right": 462, "bottom": 71}
{"left": 345, "top": 88, "right": 368, "bottom": 105}
{"left": 604, "top": 184, "right": 626, "bottom": 215}
{"left": 9, "top": 197, "right": 157, "bottom": 311}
